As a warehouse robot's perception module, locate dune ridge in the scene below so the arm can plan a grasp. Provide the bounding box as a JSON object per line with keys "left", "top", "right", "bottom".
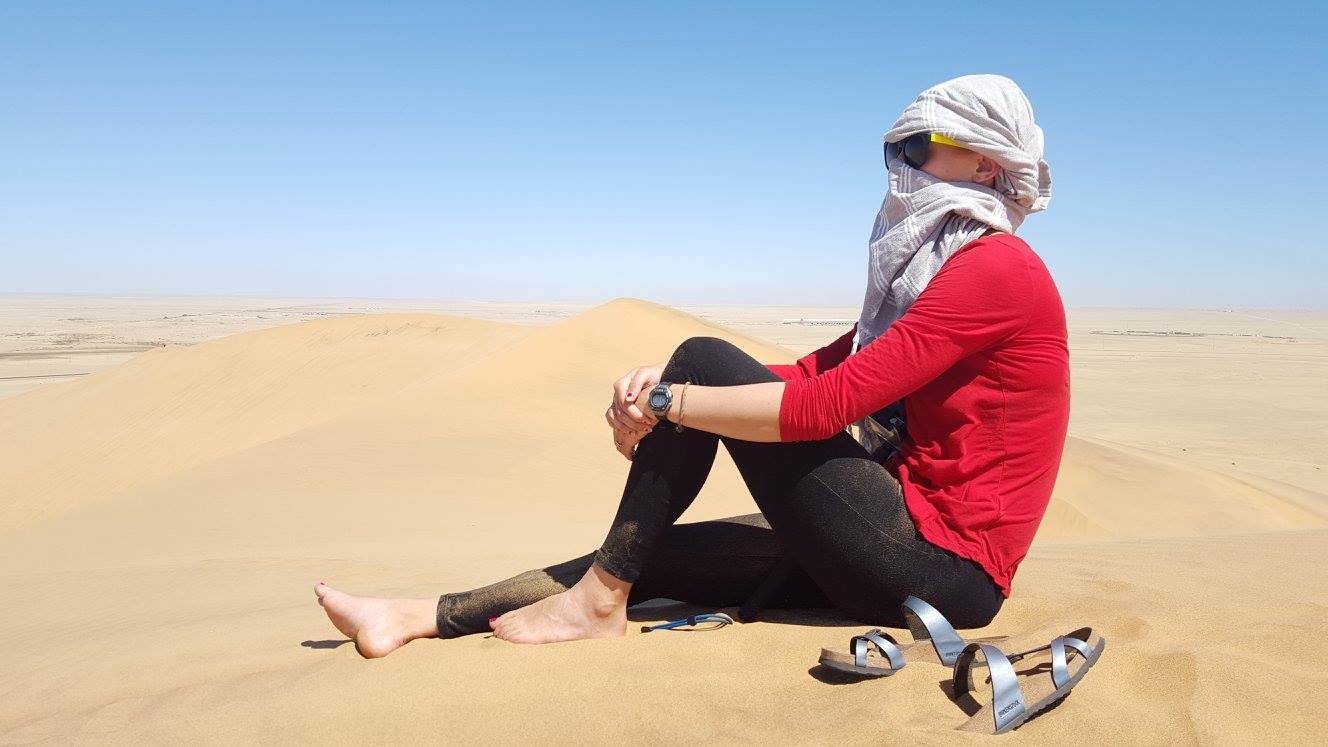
{"left": 0, "top": 314, "right": 531, "bottom": 532}
{"left": 1, "top": 298, "right": 1324, "bottom": 743}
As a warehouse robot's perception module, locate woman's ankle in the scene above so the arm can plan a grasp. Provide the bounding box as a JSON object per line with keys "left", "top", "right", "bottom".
{"left": 574, "top": 563, "right": 632, "bottom": 615}
{"left": 398, "top": 597, "right": 441, "bottom": 639}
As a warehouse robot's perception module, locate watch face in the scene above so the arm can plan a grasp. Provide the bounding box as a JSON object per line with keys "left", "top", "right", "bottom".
{"left": 649, "top": 388, "right": 668, "bottom": 411}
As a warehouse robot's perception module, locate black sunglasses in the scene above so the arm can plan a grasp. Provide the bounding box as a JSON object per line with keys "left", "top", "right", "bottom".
{"left": 884, "top": 132, "right": 964, "bottom": 170}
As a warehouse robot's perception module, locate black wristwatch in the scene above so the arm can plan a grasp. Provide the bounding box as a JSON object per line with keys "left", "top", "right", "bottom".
{"left": 647, "top": 382, "right": 674, "bottom": 419}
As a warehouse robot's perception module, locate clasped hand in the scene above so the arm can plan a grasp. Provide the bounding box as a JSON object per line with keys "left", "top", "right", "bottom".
{"left": 605, "top": 363, "right": 665, "bottom": 461}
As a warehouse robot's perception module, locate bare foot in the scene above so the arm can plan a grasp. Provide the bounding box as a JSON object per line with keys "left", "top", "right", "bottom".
{"left": 491, "top": 564, "right": 629, "bottom": 644}
{"left": 314, "top": 581, "right": 437, "bottom": 658}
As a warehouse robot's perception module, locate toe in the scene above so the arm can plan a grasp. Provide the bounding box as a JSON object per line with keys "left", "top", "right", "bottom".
{"left": 322, "top": 584, "right": 346, "bottom": 602}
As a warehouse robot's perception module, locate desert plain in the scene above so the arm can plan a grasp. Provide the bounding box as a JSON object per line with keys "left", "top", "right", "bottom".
{"left": 0, "top": 294, "right": 1324, "bottom": 743}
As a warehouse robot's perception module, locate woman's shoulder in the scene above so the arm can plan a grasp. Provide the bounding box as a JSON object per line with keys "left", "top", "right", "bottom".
{"left": 962, "top": 230, "right": 1030, "bottom": 254}
{"left": 941, "top": 232, "right": 1059, "bottom": 304}
{"left": 950, "top": 232, "right": 1032, "bottom": 270}
{"left": 953, "top": 232, "right": 1051, "bottom": 275}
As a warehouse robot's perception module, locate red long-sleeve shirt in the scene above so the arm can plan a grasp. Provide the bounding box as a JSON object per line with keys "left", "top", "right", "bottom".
{"left": 766, "top": 234, "right": 1069, "bottom": 595}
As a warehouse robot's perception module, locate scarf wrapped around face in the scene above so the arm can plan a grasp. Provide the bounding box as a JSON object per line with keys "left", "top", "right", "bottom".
{"left": 849, "top": 74, "right": 1052, "bottom": 453}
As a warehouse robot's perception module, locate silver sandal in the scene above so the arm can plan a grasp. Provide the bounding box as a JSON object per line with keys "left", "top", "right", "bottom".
{"left": 952, "top": 626, "right": 1106, "bottom": 734}
{"left": 817, "top": 596, "right": 1008, "bottom": 677}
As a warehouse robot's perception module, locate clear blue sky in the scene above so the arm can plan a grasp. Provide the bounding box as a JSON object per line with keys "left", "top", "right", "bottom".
{"left": 3, "top": 1, "right": 1325, "bottom": 308}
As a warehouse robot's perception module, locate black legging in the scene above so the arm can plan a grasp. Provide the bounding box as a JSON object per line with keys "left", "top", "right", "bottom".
{"left": 436, "top": 336, "right": 1003, "bottom": 637}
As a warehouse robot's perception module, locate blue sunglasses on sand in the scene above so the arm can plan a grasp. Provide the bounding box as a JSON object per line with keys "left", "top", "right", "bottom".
{"left": 640, "top": 612, "right": 735, "bottom": 633}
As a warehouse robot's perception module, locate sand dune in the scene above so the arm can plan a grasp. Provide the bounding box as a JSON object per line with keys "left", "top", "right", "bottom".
{"left": 1, "top": 298, "right": 1325, "bottom": 742}
{"left": 0, "top": 314, "right": 531, "bottom": 531}
{"left": 1042, "top": 436, "right": 1325, "bottom": 541}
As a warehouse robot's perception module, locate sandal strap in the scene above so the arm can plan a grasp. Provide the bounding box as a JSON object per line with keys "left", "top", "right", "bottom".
{"left": 954, "top": 642, "right": 1026, "bottom": 733}
{"left": 901, "top": 595, "right": 966, "bottom": 665}
{"left": 851, "top": 629, "right": 905, "bottom": 670}
{"left": 1051, "top": 635, "right": 1095, "bottom": 688}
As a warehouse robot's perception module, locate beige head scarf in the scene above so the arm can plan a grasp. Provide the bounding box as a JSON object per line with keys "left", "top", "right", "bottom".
{"left": 850, "top": 74, "right": 1051, "bottom": 453}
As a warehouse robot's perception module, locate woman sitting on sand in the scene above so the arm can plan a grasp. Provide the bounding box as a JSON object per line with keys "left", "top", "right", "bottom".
{"left": 315, "top": 74, "right": 1068, "bottom": 656}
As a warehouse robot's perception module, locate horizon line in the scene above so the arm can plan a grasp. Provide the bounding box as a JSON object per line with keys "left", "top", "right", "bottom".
{"left": 2, "top": 291, "right": 1325, "bottom": 314}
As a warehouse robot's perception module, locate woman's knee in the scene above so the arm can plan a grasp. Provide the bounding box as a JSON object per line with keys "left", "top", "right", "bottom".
{"left": 676, "top": 336, "right": 741, "bottom": 364}
{"left": 665, "top": 336, "right": 773, "bottom": 386}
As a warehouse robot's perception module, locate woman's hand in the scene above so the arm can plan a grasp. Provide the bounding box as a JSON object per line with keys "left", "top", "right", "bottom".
{"left": 606, "top": 363, "right": 665, "bottom": 459}
{"left": 604, "top": 403, "right": 653, "bottom": 461}
{"left": 608, "top": 363, "right": 665, "bottom": 431}
{"left": 611, "top": 424, "right": 649, "bottom": 461}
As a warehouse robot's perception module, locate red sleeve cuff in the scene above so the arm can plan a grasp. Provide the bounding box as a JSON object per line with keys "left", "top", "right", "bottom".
{"left": 764, "top": 363, "right": 802, "bottom": 382}
{"left": 778, "top": 375, "right": 834, "bottom": 442}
